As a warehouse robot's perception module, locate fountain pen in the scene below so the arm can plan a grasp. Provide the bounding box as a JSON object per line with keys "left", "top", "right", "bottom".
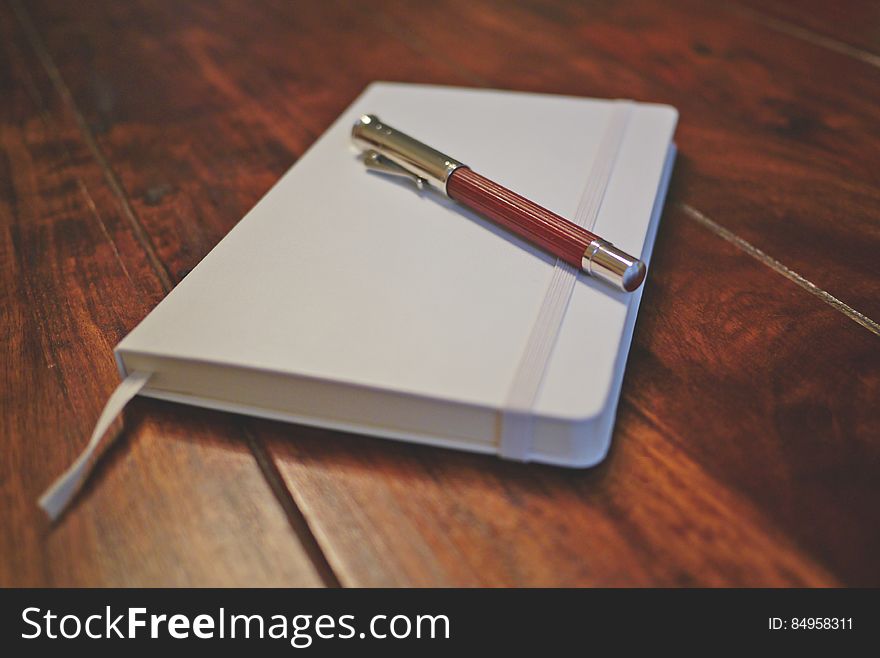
{"left": 351, "top": 115, "right": 646, "bottom": 292}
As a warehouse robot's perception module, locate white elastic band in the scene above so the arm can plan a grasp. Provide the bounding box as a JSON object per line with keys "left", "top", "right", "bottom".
{"left": 499, "top": 102, "right": 633, "bottom": 460}
{"left": 39, "top": 370, "right": 151, "bottom": 521}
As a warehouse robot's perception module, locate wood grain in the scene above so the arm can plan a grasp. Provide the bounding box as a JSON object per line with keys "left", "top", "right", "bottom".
{"left": 3, "top": 0, "right": 879, "bottom": 586}
{"left": 0, "top": 0, "right": 323, "bottom": 587}
{"left": 732, "top": 0, "right": 880, "bottom": 59}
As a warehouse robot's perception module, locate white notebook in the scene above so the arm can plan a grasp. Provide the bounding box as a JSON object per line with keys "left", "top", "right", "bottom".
{"left": 42, "top": 83, "right": 678, "bottom": 517}
{"left": 115, "top": 82, "right": 677, "bottom": 469}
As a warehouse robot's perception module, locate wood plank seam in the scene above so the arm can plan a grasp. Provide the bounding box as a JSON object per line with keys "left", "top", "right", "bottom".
{"left": 682, "top": 202, "right": 880, "bottom": 337}
{"left": 75, "top": 178, "right": 139, "bottom": 291}
{"left": 9, "top": 0, "right": 174, "bottom": 292}
{"left": 3, "top": 16, "right": 125, "bottom": 411}
{"left": 9, "top": 0, "right": 342, "bottom": 586}
{"left": 5, "top": 22, "right": 142, "bottom": 298}
{"left": 728, "top": 1, "right": 880, "bottom": 68}
{"left": 243, "top": 428, "right": 342, "bottom": 587}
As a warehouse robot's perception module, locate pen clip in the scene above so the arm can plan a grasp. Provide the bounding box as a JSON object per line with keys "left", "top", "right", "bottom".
{"left": 361, "top": 150, "right": 427, "bottom": 190}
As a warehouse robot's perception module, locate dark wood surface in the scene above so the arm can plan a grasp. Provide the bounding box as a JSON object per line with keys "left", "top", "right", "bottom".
{"left": 2, "top": 0, "right": 877, "bottom": 586}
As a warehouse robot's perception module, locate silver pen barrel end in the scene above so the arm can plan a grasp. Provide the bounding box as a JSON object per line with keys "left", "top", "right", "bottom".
{"left": 583, "top": 240, "right": 646, "bottom": 292}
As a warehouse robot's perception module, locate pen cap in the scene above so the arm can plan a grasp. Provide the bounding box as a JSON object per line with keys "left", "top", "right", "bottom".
{"left": 352, "top": 115, "right": 465, "bottom": 193}
{"left": 583, "top": 240, "right": 647, "bottom": 292}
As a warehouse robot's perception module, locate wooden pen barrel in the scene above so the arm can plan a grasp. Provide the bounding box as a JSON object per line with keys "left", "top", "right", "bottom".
{"left": 446, "top": 167, "right": 597, "bottom": 268}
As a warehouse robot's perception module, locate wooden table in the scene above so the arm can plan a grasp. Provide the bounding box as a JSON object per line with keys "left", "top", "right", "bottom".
{"left": 2, "top": 0, "right": 878, "bottom": 587}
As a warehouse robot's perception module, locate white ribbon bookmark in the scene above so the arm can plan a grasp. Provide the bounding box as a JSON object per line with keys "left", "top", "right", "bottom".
{"left": 500, "top": 102, "right": 633, "bottom": 460}
{"left": 39, "top": 370, "right": 151, "bottom": 521}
